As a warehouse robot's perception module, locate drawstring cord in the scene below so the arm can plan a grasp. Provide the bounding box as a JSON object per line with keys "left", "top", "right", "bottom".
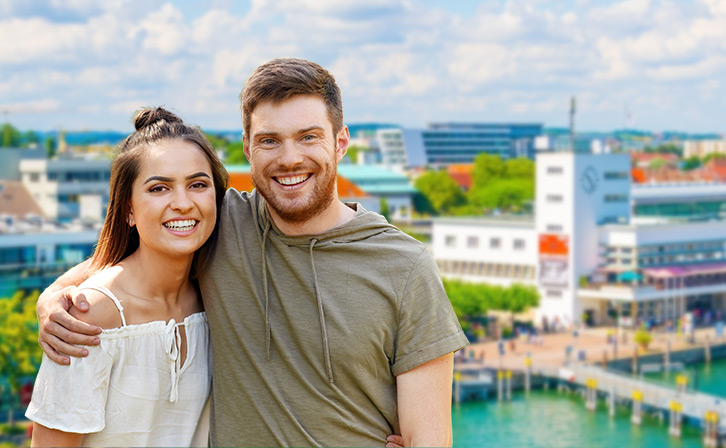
{"left": 261, "top": 222, "right": 272, "bottom": 361}
{"left": 310, "top": 238, "right": 334, "bottom": 384}
{"left": 164, "top": 320, "right": 182, "bottom": 403}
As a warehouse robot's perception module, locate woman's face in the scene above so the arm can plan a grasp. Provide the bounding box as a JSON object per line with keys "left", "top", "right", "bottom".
{"left": 128, "top": 139, "right": 217, "bottom": 260}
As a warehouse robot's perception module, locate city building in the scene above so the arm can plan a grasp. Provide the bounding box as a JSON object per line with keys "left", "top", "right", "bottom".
{"left": 378, "top": 123, "right": 543, "bottom": 170}
{"left": 683, "top": 139, "right": 726, "bottom": 159}
{"left": 19, "top": 158, "right": 111, "bottom": 222}
{"left": 0, "top": 184, "right": 99, "bottom": 297}
{"left": 433, "top": 150, "right": 726, "bottom": 328}
{"left": 336, "top": 164, "right": 416, "bottom": 220}
{"left": 0, "top": 147, "right": 47, "bottom": 180}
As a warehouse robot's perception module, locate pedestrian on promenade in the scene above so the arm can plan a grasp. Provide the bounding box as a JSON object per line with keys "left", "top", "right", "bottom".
{"left": 35, "top": 58, "right": 468, "bottom": 446}
{"left": 27, "top": 108, "right": 228, "bottom": 446}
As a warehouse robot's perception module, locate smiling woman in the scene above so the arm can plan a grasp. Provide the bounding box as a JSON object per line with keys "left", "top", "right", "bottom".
{"left": 25, "top": 107, "right": 229, "bottom": 447}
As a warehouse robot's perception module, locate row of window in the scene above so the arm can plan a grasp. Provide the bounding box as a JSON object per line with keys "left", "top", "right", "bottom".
{"left": 46, "top": 171, "right": 111, "bottom": 182}
{"left": 604, "top": 194, "right": 628, "bottom": 203}
{"left": 546, "top": 166, "right": 628, "bottom": 181}
{"left": 437, "top": 259, "right": 536, "bottom": 280}
{"left": 638, "top": 240, "right": 725, "bottom": 255}
{"left": 0, "top": 244, "right": 95, "bottom": 266}
{"left": 444, "top": 235, "right": 526, "bottom": 250}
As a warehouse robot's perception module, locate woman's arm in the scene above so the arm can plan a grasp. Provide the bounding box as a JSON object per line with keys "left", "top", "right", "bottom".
{"left": 31, "top": 423, "right": 84, "bottom": 448}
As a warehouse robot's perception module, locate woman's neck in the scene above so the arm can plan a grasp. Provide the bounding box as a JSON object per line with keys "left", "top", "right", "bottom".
{"left": 118, "top": 248, "right": 194, "bottom": 306}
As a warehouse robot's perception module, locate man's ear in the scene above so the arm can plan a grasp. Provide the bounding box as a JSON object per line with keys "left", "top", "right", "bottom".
{"left": 243, "top": 136, "right": 251, "bottom": 162}
{"left": 335, "top": 126, "right": 350, "bottom": 162}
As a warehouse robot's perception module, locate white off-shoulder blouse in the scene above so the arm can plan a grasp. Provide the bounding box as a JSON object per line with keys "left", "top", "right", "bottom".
{"left": 26, "top": 284, "right": 211, "bottom": 447}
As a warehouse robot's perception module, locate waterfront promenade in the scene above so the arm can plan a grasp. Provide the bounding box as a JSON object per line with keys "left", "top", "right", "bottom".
{"left": 456, "top": 326, "right": 726, "bottom": 371}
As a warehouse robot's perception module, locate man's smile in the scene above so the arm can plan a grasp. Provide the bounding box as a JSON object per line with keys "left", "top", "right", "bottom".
{"left": 275, "top": 174, "right": 311, "bottom": 186}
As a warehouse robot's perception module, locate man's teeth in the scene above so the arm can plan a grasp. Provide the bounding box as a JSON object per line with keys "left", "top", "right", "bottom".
{"left": 164, "top": 219, "right": 197, "bottom": 231}
{"left": 277, "top": 174, "right": 309, "bottom": 186}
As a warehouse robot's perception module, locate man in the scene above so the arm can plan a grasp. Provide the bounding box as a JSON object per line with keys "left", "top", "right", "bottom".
{"left": 37, "top": 58, "right": 468, "bottom": 446}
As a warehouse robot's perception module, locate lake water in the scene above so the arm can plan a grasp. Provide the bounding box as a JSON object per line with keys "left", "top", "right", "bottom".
{"left": 452, "top": 358, "right": 726, "bottom": 447}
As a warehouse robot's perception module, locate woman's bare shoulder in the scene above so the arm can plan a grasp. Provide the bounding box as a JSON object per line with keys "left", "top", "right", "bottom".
{"left": 70, "top": 269, "right": 126, "bottom": 330}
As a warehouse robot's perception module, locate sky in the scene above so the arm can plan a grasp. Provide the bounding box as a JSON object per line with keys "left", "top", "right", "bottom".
{"left": 1, "top": 0, "right": 725, "bottom": 134}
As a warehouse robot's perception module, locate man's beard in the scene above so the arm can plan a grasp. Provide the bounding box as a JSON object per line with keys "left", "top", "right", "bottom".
{"left": 253, "top": 160, "right": 337, "bottom": 225}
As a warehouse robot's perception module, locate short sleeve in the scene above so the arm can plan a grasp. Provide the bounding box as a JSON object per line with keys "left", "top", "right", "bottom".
{"left": 26, "top": 345, "right": 114, "bottom": 433}
{"left": 391, "top": 248, "right": 469, "bottom": 376}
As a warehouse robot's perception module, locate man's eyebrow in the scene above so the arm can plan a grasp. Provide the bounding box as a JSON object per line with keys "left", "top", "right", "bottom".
{"left": 252, "top": 126, "right": 326, "bottom": 139}
{"left": 143, "top": 172, "right": 210, "bottom": 184}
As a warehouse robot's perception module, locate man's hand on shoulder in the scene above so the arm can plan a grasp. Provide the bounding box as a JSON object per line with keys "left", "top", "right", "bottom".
{"left": 37, "top": 285, "right": 102, "bottom": 365}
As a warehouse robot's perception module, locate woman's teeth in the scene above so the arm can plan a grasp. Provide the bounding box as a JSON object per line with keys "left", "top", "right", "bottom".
{"left": 164, "top": 219, "right": 197, "bottom": 231}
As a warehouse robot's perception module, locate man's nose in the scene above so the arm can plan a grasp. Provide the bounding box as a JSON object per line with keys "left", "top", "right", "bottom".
{"left": 277, "top": 140, "right": 305, "bottom": 167}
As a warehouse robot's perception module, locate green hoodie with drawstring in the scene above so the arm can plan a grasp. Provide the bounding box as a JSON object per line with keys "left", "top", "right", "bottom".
{"left": 199, "top": 188, "right": 468, "bottom": 447}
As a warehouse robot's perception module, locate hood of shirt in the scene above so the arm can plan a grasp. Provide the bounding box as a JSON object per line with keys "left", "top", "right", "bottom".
{"left": 251, "top": 192, "right": 400, "bottom": 384}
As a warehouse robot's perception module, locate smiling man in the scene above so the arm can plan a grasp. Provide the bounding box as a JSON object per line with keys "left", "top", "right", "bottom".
{"left": 37, "top": 58, "right": 468, "bottom": 447}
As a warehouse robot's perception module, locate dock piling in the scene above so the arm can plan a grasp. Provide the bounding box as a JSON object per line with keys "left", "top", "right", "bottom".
{"left": 703, "top": 411, "right": 719, "bottom": 448}
{"left": 631, "top": 390, "right": 643, "bottom": 425}
{"left": 668, "top": 401, "right": 682, "bottom": 438}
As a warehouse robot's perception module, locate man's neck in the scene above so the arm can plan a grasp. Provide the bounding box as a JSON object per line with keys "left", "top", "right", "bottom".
{"left": 268, "top": 200, "right": 356, "bottom": 236}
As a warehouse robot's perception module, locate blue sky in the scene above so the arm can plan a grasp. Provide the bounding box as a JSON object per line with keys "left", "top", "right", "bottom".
{"left": 1, "top": 0, "right": 725, "bottom": 134}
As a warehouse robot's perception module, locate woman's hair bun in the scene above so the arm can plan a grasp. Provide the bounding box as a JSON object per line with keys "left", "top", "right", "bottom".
{"left": 133, "top": 107, "right": 183, "bottom": 131}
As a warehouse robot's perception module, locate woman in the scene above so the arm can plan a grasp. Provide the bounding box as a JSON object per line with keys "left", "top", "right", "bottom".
{"left": 25, "top": 107, "right": 228, "bottom": 447}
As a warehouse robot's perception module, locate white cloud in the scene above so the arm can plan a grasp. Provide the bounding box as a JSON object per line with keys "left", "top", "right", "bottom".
{"left": 0, "top": 0, "right": 724, "bottom": 132}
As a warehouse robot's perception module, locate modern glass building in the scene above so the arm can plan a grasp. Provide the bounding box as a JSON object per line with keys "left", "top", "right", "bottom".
{"left": 378, "top": 122, "right": 543, "bottom": 169}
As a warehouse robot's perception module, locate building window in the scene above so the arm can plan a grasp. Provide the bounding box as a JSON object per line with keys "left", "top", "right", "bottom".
{"left": 445, "top": 235, "right": 456, "bottom": 247}
{"left": 546, "top": 290, "right": 562, "bottom": 298}
{"left": 547, "top": 166, "right": 563, "bottom": 175}
{"left": 604, "top": 171, "right": 628, "bottom": 180}
{"left": 546, "top": 224, "right": 563, "bottom": 233}
{"left": 513, "top": 239, "right": 525, "bottom": 250}
{"left": 604, "top": 194, "right": 628, "bottom": 203}
{"left": 29, "top": 173, "right": 40, "bottom": 182}
{"left": 546, "top": 194, "right": 563, "bottom": 203}
{"left": 490, "top": 238, "right": 501, "bottom": 249}
{"left": 467, "top": 236, "right": 479, "bottom": 249}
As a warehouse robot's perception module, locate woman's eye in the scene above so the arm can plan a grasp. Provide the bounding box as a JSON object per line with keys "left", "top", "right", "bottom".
{"left": 149, "top": 185, "right": 167, "bottom": 193}
{"left": 190, "top": 182, "right": 209, "bottom": 189}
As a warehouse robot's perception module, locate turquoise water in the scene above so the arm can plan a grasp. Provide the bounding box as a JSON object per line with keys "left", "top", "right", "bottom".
{"left": 452, "top": 359, "right": 726, "bottom": 447}
{"left": 452, "top": 391, "right": 702, "bottom": 447}
{"left": 643, "top": 357, "right": 726, "bottom": 397}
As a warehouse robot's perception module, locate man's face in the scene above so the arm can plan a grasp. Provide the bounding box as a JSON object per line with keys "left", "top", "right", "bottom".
{"left": 244, "top": 95, "right": 349, "bottom": 225}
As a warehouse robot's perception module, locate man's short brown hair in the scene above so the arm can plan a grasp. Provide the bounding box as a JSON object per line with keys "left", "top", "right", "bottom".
{"left": 240, "top": 58, "right": 344, "bottom": 138}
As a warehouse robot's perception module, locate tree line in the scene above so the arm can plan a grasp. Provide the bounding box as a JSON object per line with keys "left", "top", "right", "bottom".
{"left": 413, "top": 154, "right": 535, "bottom": 216}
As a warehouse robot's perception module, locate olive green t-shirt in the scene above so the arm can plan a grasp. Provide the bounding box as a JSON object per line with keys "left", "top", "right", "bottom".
{"left": 199, "top": 189, "right": 468, "bottom": 446}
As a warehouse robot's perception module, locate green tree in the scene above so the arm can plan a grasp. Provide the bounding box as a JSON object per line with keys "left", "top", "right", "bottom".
{"left": 443, "top": 280, "right": 539, "bottom": 332}
{"left": 1, "top": 123, "right": 21, "bottom": 147}
{"left": 45, "top": 136, "right": 56, "bottom": 158}
{"left": 225, "top": 141, "right": 248, "bottom": 165}
{"left": 345, "top": 144, "right": 368, "bottom": 164}
{"left": 470, "top": 178, "right": 534, "bottom": 212}
{"left": 379, "top": 197, "right": 390, "bottom": 221}
{"left": 504, "top": 157, "right": 535, "bottom": 179}
{"left": 413, "top": 170, "right": 466, "bottom": 215}
{"left": 0, "top": 291, "right": 43, "bottom": 426}
{"left": 204, "top": 132, "right": 227, "bottom": 150}
{"left": 469, "top": 155, "right": 535, "bottom": 213}
{"left": 24, "top": 130, "right": 40, "bottom": 146}
{"left": 702, "top": 152, "right": 726, "bottom": 165}
{"left": 682, "top": 156, "right": 702, "bottom": 171}
{"left": 648, "top": 157, "right": 668, "bottom": 170}
{"left": 471, "top": 153, "right": 505, "bottom": 190}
